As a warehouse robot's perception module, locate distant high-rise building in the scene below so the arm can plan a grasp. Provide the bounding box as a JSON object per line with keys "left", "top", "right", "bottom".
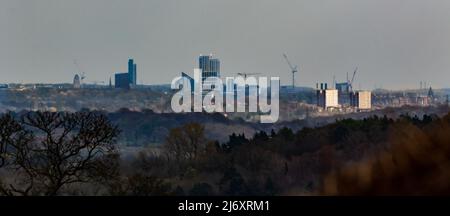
{"left": 133, "top": 64, "right": 137, "bottom": 84}
{"left": 335, "top": 82, "right": 351, "bottom": 105}
{"left": 324, "top": 89, "right": 338, "bottom": 108}
{"left": 115, "top": 58, "right": 137, "bottom": 89}
{"left": 351, "top": 91, "right": 372, "bottom": 110}
{"left": 317, "top": 83, "right": 338, "bottom": 109}
{"left": 73, "top": 74, "right": 81, "bottom": 89}
{"left": 115, "top": 72, "right": 129, "bottom": 89}
{"left": 199, "top": 54, "right": 220, "bottom": 92}
{"left": 128, "top": 59, "right": 137, "bottom": 86}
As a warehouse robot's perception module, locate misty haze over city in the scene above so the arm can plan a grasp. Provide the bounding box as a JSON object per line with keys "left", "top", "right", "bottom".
{"left": 1, "top": 0, "right": 450, "bottom": 89}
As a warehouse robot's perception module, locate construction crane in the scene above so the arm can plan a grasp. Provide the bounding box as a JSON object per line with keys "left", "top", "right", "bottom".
{"left": 237, "top": 72, "right": 261, "bottom": 78}
{"left": 282, "top": 53, "right": 298, "bottom": 88}
{"left": 347, "top": 67, "right": 357, "bottom": 92}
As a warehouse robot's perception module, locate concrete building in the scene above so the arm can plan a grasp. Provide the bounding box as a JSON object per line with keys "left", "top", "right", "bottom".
{"left": 325, "top": 89, "right": 339, "bottom": 108}
{"left": 351, "top": 91, "right": 372, "bottom": 110}
{"left": 317, "top": 83, "right": 339, "bottom": 110}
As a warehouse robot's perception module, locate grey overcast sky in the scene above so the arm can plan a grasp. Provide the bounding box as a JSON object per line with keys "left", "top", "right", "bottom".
{"left": 1, "top": 0, "right": 450, "bottom": 89}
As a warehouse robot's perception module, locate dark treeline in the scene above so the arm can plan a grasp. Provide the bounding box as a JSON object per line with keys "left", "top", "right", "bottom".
{"left": 1, "top": 111, "right": 450, "bottom": 195}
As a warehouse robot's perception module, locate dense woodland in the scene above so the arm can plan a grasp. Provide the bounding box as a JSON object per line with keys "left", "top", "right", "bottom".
{"left": 1, "top": 111, "right": 450, "bottom": 195}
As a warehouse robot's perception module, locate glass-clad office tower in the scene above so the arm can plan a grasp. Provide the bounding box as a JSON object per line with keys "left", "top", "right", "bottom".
{"left": 199, "top": 54, "right": 220, "bottom": 94}
{"left": 199, "top": 54, "right": 220, "bottom": 82}
{"left": 128, "top": 59, "right": 137, "bottom": 86}
{"left": 114, "top": 58, "right": 137, "bottom": 89}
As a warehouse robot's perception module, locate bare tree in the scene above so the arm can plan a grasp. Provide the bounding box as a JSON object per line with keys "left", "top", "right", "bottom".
{"left": 0, "top": 113, "right": 31, "bottom": 168}
{"left": 163, "top": 123, "right": 207, "bottom": 162}
{"left": 0, "top": 111, "right": 120, "bottom": 196}
{"left": 0, "top": 113, "right": 33, "bottom": 195}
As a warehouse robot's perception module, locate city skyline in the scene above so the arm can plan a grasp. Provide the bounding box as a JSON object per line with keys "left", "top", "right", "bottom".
{"left": 1, "top": 0, "right": 450, "bottom": 90}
